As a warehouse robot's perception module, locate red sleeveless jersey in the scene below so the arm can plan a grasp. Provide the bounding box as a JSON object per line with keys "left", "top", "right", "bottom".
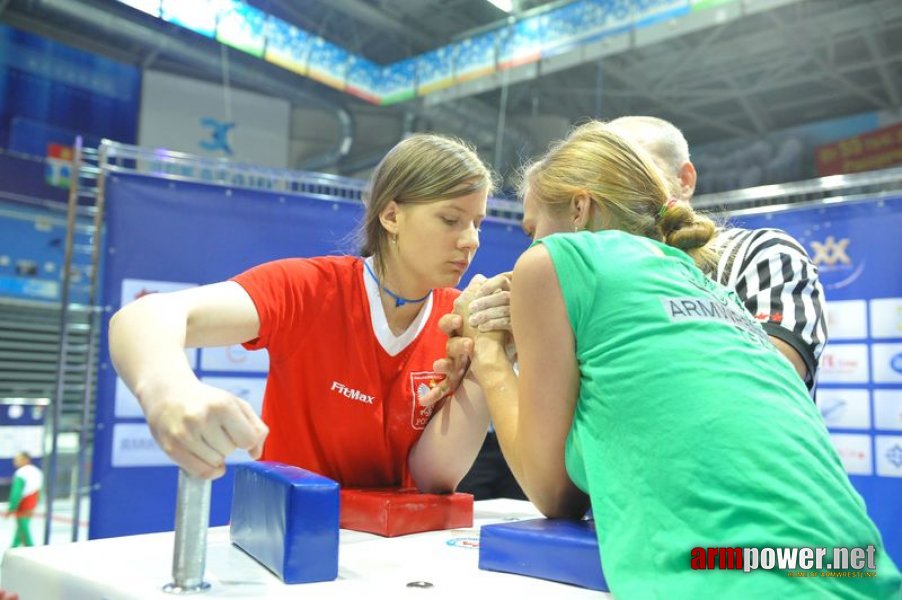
{"left": 232, "top": 256, "right": 458, "bottom": 487}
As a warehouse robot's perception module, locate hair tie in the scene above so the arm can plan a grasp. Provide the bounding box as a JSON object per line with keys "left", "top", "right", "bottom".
{"left": 657, "top": 197, "right": 679, "bottom": 219}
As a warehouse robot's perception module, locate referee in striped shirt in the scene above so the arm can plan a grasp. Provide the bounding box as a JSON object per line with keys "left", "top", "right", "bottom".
{"left": 608, "top": 116, "right": 827, "bottom": 395}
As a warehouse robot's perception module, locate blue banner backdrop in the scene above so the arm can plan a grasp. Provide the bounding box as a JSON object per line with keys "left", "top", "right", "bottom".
{"left": 733, "top": 195, "right": 902, "bottom": 564}
{"left": 89, "top": 173, "right": 529, "bottom": 539}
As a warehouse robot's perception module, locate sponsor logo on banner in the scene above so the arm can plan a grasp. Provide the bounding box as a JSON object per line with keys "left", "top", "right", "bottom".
{"left": 409, "top": 371, "right": 442, "bottom": 430}
{"left": 817, "top": 389, "right": 870, "bottom": 430}
{"left": 825, "top": 300, "right": 868, "bottom": 340}
{"left": 873, "top": 390, "right": 902, "bottom": 431}
{"left": 112, "top": 423, "right": 172, "bottom": 467}
{"left": 871, "top": 343, "right": 902, "bottom": 383}
{"left": 815, "top": 121, "right": 902, "bottom": 176}
{"left": 829, "top": 433, "right": 872, "bottom": 476}
{"left": 199, "top": 116, "right": 235, "bottom": 155}
{"left": 140, "top": 71, "right": 289, "bottom": 168}
{"left": 810, "top": 235, "right": 851, "bottom": 267}
{"left": 112, "top": 422, "right": 255, "bottom": 467}
{"left": 800, "top": 228, "right": 865, "bottom": 291}
{"left": 869, "top": 297, "right": 902, "bottom": 339}
{"left": 875, "top": 436, "right": 902, "bottom": 478}
{"left": 819, "top": 344, "right": 869, "bottom": 384}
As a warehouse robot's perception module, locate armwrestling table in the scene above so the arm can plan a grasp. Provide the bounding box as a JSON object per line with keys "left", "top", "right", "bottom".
{"left": 1, "top": 499, "right": 610, "bottom": 599}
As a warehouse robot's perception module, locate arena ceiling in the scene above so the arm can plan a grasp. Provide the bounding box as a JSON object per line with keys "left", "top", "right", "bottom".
{"left": 2, "top": 0, "right": 901, "bottom": 166}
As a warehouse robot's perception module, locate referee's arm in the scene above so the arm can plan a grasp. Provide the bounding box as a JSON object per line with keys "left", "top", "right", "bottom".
{"left": 731, "top": 229, "right": 827, "bottom": 390}
{"left": 768, "top": 335, "right": 808, "bottom": 381}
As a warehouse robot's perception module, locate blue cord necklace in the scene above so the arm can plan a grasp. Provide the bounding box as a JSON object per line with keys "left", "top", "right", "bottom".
{"left": 363, "top": 260, "right": 433, "bottom": 308}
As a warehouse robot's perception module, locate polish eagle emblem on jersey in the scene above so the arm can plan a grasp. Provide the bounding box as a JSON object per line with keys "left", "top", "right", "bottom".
{"left": 408, "top": 371, "right": 445, "bottom": 430}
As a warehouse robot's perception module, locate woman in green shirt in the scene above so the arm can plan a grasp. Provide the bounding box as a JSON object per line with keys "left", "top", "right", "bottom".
{"left": 461, "top": 122, "right": 901, "bottom": 598}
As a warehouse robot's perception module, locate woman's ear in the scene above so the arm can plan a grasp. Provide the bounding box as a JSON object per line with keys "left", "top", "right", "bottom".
{"left": 379, "top": 200, "right": 401, "bottom": 236}
{"left": 570, "top": 192, "right": 593, "bottom": 231}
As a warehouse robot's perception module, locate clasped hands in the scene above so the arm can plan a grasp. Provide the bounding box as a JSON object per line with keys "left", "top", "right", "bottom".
{"left": 419, "top": 272, "right": 515, "bottom": 407}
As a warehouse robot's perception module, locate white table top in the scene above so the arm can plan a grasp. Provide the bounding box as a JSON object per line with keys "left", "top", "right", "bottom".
{"left": 1, "top": 499, "right": 610, "bottom": 599}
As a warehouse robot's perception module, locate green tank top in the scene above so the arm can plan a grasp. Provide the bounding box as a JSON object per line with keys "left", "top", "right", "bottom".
{"left": 539, "top": 230, "right": 901, "bottom": 599}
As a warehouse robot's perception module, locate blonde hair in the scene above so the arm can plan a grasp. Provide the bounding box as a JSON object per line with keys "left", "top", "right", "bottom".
{"left": 359, "top": 133, "right": 494, "bottom": 273}
{"left": 520, "top": 121, "right": 718, "bottom": 272}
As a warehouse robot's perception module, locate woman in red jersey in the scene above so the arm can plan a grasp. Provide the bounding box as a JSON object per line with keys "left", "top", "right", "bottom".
{"left": 109, "top": 134, "right": 492, "bottom": 491}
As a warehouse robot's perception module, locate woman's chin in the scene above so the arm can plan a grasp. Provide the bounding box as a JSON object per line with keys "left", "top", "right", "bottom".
{"left": 431, "top": 272, "right": 464, "bottom": 289}
{"left": 448, "top": 273, "right": 467, "bottom": 288}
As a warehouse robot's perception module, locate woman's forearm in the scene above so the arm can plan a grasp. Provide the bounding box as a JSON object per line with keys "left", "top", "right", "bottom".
{"left": 108, "top": 284, "right": 267, "bottom": 478}
{"left": 474, "top": 339, "right": 587, "bottom": 519}
{"left": 408, "top": 374, "right": 491, "bottom": 493}
{"left": 472, "top": 343, "right": 527, "bottom": 489}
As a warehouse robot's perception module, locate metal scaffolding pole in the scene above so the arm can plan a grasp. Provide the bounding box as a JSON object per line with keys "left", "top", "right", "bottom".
{"left": 71, "top": 144, "right": 106, "bottom": 541}
{"left": 43, "top": 136, "right": 83, "bottom": 545}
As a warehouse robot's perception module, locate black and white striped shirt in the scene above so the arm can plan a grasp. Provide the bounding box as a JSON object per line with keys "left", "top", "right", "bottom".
{"left": 709, "top": 227, "right": 828, "bottom": 392}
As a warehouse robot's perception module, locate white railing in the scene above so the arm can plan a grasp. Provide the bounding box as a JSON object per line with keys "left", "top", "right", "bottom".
{"left": 97, "top": 140, "right": 526, "bottom": 222}
{"left": 100, "top": 141, "right": 368, "bottom": 203}
{"left": 695, "top": 165, "right": 902, "bottom": 215}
